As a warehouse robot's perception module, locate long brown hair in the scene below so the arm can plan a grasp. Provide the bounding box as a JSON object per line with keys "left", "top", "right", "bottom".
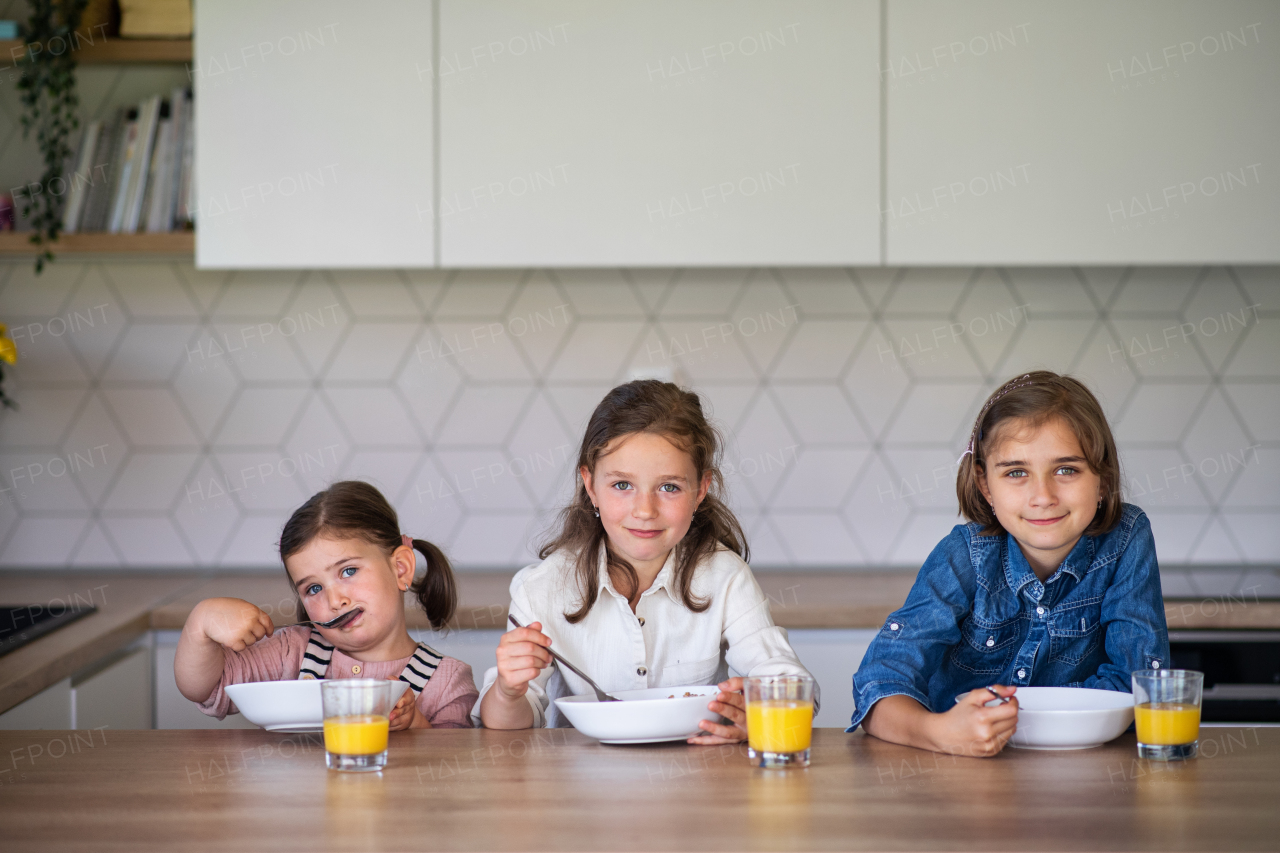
{"left": 541, "top": 380, "right": 747, "bottom": 623}
{"left": 956, "top": 371, "right": 1123, "bottom": 537}
{"left": 279, "top": 480, "right": 457, "bottom": 630}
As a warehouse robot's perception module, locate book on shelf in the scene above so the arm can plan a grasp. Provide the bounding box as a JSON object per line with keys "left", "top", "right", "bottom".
{"left": 61, "top": 88, "right": 195, "bottom": 236}
{"left": 152, "top": 86, "right": 189, "bottom": 231}
{"left": 60, "top": 120, "right": 102, "bottom": 234}
{"left": 106, "top": 107, "right": 139, "bottom": 233}
{"left": 78, "top": 109, "right": 124, "bottom": 233}
{"left": 176, "top": 88, "right": 195, "bottom": 227}
{"left": 141, "top": 100, "right": 172, "bottom": 232}
{"left": 118, "top": 0, "right": 192, "bottom": 38}
{"left": 120, "top": 95, "right": 160, "bottom": 232}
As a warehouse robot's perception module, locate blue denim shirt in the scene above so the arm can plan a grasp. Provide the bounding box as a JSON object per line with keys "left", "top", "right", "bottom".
{"left": 848, "top": 503, "right": 1169, "bottom": 731}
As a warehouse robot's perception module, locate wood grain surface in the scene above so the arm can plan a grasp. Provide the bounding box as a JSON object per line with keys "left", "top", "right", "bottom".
{"left": 1, "top": 727, "right": 1276, "bottom": 852}
{"left": 0, "top": 573, "right": 199, "bottom": 714}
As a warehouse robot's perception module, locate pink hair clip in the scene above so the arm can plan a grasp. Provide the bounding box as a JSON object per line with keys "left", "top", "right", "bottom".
{"left": 401, "top": 534, "right": 414, "bottom": 549}
{"left": 957, "top": 374, "right": 1035, "bottom": 464}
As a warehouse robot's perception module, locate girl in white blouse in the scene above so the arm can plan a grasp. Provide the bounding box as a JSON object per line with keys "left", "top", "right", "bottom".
{"left": 474, "top": 380, "right": 816, "bottom": 743}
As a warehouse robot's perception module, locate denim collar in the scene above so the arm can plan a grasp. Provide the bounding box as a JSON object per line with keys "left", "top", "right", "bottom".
{"left": 1002, "top": 531, "right": 1095, "bottom": 595}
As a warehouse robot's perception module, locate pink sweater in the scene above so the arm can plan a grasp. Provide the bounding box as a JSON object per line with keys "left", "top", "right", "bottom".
{"left": 198, "top": 625, "right": 478, "bottom": 728}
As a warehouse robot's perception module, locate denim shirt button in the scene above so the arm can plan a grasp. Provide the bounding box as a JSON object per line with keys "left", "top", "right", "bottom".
{"left": 1036, "top": 606, "right": 1045, "bottom": 616}
{"left": 1016, "top": 668, "right": 1027, "bottom": 679}
{"left": 889, "top": 622, "right": 900, "bottom": 631}
{"left": 985, "top": 637, "right": 994, "bottom": 647}
{"left": 1152, "top": 660, "right": 1162, "bottom": 669}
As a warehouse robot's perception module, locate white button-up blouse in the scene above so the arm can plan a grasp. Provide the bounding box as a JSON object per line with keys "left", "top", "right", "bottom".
{"left": 472, "top": 544, "right": 817, "bottom": 728}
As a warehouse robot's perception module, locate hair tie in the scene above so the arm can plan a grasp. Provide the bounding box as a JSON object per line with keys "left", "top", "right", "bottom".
{"left": 402, "top": 534, "right": 414, "bottom": 550}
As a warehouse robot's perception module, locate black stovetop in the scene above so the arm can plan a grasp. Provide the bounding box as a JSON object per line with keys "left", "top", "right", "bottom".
{"left": 0, "top": 603, "right": 97, "bottom": 656}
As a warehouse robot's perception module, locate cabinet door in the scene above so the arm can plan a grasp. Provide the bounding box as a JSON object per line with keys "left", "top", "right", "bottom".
{"left": 439, "top": 0, "right": 880, "bottom": 266}
{"left": 886, "top": 0, "right": 1280, "bottom": 264}
{"left": 0, "top": 678, "right": 71, "bottom": 730}
{"left": 72, "top": 647, "right": 152, "bottom": 731}
{"left": 195, "top": 1, "right": 434, "bottom": 268}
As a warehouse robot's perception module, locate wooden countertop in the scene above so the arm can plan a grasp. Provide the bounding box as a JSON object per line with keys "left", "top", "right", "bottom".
{"left": 0, "top": 573, "right": 200, "bottom": 716}
{"left": 3, "top": 569, "right": 1278, "bottom": 715}
{"left": 1, "top": 727, "right": 1276, "bottom": 851}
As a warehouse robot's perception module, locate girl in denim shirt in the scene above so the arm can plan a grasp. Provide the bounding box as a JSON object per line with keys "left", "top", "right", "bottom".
{"left": 851, "top": 371, "right": 1170, "bottom": 757}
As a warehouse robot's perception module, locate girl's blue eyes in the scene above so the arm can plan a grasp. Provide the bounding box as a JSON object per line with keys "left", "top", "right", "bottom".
{"left": 303, "top": 566, "right": 357, "bottom": 596}
{"left": 1005, "top": 467, "right": 1079, "bottom": 478}
{"left": 609, "top": 482, "right": 680, "bottom": 492}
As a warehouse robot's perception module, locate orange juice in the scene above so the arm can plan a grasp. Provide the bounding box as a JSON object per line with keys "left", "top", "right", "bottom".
{"left": 747, "top": 700, "right": 813, "bottom": 753}
{"left": 1135, "top": 703, "right": 1200, "bottom": 745}
{"left": 324, "top": 714, "right": 389, "bottom": 755}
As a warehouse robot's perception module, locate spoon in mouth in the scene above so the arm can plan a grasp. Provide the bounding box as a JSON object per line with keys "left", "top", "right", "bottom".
{"left": 296, "top": 608, "right": 362, "bottom": 630}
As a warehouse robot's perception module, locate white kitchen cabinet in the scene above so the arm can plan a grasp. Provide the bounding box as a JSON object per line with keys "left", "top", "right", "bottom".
{"left": 154, "top": 634, "right": 257, "bottom": 729}
{"left": 194, "top": 1, "right": 435, "bottom": 268}
{"left": 788, "top": 629, "right": 873, "bottom": 728}
{"left": 885, "top": 0, "right": 1280, "bottom": 264}
{"left": 0, "top": 678, "right": 72, "bottom": 730}
{"left": 72, "top": 647, "right": 152, "bottom": 731}
{"left": 0, "top": 643, "right": 150, "bottom": 730}
{"left": 438, "top": 0, "right": 881, "bottom": 266}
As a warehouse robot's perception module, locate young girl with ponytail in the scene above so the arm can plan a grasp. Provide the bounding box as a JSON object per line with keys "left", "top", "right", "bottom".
{"left": 476, "top": 380, "right": 815, "bottom": 742}
{"left": 175, "top": 480, "right": 478, "bottom": 728}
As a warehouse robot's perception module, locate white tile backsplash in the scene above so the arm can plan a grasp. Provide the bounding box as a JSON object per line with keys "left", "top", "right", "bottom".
{"left": 1, "top": 261, "right": 1277, "bottom": 571}
{"left": 102, "top": 388, "right": 200, "bottom": 447}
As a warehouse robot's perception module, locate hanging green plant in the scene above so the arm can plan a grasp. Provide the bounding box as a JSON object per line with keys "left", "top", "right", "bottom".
{"left": 15, "top": 0, "right": 90, "bottom": 274}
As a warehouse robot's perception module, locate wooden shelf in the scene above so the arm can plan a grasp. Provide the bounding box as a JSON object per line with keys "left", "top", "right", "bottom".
{"left": 0, "top": 38, "right": 191, "bottom": 64}
{"left": 0, "top": 231, "right": 194, "bottom": 255}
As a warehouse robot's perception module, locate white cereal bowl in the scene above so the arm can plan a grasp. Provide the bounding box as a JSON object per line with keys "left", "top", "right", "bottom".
{"left": 998, "top": 686, "right": 1134, "bottom": 750}
{"left": 554, "top": 685, "right": 721, "bottom": 744}
{"left": 225, "top": 680, "right": 324, "bottom": 733}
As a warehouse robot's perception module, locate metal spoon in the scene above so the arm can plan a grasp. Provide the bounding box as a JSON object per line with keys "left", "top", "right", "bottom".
{"left": 985, "top": 685, "right": 1012, "bottom": 705}
{"left": 295, "top": 608, "right": 362, "bottom": 630}
{"left": 508, "top": 614, "right": 620, "bottom": 702}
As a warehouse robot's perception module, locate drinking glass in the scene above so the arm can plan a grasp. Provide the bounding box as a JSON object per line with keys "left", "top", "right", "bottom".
{"left": 1132, "top": 669, "right": 1203, "bottom": 761}
{"left": 744, "top": 674, "right": 814, "bottom": 769}
{"left": 321, "top": 679, "right": 404, "bottom": 772}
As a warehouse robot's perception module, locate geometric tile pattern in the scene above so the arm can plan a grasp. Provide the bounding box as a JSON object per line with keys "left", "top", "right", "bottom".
{"left": 1, "top": 261, "right": 1277, "bottom": 569}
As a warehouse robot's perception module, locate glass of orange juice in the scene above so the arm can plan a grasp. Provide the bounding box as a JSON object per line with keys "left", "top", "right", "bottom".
{"left": 1132, "top": 669, "right": 1204, "bottom": 761}
{"left": 744, "top": 675, "right": 815, "bottom": 769}
{"left": 321, "top": 679, "right": 404, "bottom": 772}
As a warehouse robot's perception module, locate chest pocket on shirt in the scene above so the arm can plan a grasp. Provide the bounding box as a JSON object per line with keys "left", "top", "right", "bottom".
{"left": 663, "top": 653, "right": 722, "bottom": 686}
{"left": 1049, "top": 601, "right": 1103, "bottom": 664}
{"left": 948, "top": 617, "right": 1019, "bottom": 675}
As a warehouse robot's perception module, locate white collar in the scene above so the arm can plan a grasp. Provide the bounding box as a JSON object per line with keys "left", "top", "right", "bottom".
{"left": 597, "top": 542, "right": 677, "bottom": 602}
